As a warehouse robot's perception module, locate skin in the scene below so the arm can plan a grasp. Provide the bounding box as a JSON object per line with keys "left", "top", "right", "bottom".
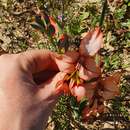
{"left": 0, "top": 50, "right": 61, "bottom": 130}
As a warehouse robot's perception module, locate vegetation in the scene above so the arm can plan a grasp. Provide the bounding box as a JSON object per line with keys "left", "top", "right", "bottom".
{"left": 0, "top": 0, "right": 130, "bottom": 129}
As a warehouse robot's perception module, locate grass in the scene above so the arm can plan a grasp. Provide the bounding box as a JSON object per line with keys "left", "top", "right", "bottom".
{"left": 0, "top": 0, "right": 130, "bottom": 129}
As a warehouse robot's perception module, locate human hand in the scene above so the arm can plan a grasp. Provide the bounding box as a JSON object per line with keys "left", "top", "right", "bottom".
{"left": 0, "top": 50, "right": 61, "bottom": 130}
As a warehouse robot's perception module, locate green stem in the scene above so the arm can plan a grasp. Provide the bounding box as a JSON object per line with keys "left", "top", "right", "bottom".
{"left": 99, "top": 0, "right": 107, "bottom": 27}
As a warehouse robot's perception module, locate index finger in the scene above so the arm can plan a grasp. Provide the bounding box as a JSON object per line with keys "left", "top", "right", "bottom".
{"left": 20, "top": 49, "right": 59, "bottom": 73}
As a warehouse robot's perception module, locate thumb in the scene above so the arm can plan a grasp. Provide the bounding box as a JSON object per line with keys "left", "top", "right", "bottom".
{"left": 32, "top": 73, "right": 66, "bottom": 130}
{"left": 36, "top": 72, "right": 66, "bottom": 103}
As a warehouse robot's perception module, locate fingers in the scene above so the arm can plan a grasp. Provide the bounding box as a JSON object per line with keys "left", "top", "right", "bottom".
{"left": 33, "top": 70, "right": 57, "bottom": 85}
{"left": 36, "top": 78, "right": 60, "bottom": 103}
{"left": 19, "top": 49, "right": 59, "bottom": 74}
{"left": 36, "top": 72, "right": 66, "bottom": 102}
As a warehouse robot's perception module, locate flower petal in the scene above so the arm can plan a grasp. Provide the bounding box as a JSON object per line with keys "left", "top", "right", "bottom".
{"left": 54, "top": 51, "right": 79, "bottom": 73}
{"left": 101, "top": 72, "right": 121, "bottom": 92}
{"left": 52, "top": 72, "right": 67, "bottom": 94}
{"left": 84, "top": 82, "right": 97, "bottom": 101}
{"left": 102, "top": 91, "right": 118, "bottom": 100}
{"left": 49, "top": 16, "right": 59, "bottom": 34}
{"left": 55, "top": 60, "right": 75, "bottom": 73}
{"left": 78, "top": 64, "right": 99, "bottom": 81}
{"left": 61, "top": 51, "right": 79, "bottom": 63}
{"left": 100, "top": 72, "right": 122, "bottom": 99}
{"left": 84, "top": 56, "right": 101, "bottom": 74}
{"left": 79, "top": 27, "right": 103, "bottom": 56}
{"left": 70, "top": 85, "right": 87, "bottom": 102}
{"left": 62, "top": 82, "right": 70, "bottom": 94}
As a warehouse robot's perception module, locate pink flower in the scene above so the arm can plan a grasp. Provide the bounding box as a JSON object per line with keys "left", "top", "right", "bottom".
{"left": 53, "top": 28, "right": 103, "bottom": 98}
{"left": 82, "top": 72, "right": 122, "bottom": 120}
{"left": 51, "top": 27, "right": 121, "bottom": 120}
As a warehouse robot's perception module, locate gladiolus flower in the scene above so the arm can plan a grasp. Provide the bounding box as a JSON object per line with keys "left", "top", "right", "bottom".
{"left": 52, "top": 27, "right": 122, "bottom": 120}
{"left": 81, "top": 72, "right": 121, "bottom": 121}
{"left": 53, "top": 28, "right": 103, "bottom": 95}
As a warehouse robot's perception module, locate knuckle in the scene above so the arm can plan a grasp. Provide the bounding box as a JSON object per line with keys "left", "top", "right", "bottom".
{"left": 18, "top": 51, "right": 37, "bottom": 71}
{"left": 0, "top": 54, "right": 10, "bottom": 59}
{"left": 0, "top": 54, "right": 20, "bottom": 67}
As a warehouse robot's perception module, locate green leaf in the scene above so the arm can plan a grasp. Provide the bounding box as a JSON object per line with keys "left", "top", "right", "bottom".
{"left": 54, "top": 18, "right": 63, "bottom": 35}
{"left": 122, "top": 19, "right": 130, "bottom": 29}
{"left": 73, "top": 110, "right": 80, "bottom": 119}
{"left": 35, "top": 16, "right": 45, "bottom": 28}
{"left": 70, "top": 96, "right": 78, "bottom": 108}
{"left": 80, "top": 12, "right": 89, "bottom": 20}
{"left": 104, "top": 56, "right": 110, "bottom": 70}
{"left": 114, "top": 5, "right": 127, "bottom": 20}
{"left": 79, "top": 97, "right": 88, "bottom": 112}
{"left": 47, "top": 24, "right": 55, "bottom": 36}
{"left": 43, "top": 12, "right": 50, "bottom": 24}
{"left": 31, "top": 23, "right": 45, "bottom": 33}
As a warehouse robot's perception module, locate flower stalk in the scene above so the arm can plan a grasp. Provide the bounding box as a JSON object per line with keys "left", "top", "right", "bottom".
{"left": 99, "top": 0, "right": 108, "bottom": 27}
